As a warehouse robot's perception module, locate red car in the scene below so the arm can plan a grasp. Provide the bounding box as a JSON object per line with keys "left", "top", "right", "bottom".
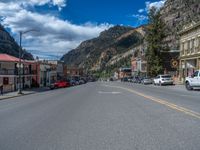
{"left": 50, "top": 81, "right": 70, "bottom": 89}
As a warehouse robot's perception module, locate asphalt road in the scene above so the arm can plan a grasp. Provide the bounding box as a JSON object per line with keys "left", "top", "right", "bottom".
{"left": 0, "top": 82, "right": 200, "bottom": 150}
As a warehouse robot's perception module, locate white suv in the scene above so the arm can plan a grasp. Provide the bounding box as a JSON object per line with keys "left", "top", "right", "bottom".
{"left": 185, "top": 70, "right": 200, "bottom": 90}
{"left": 153, "top": 74, "right": 173, "bottom": 86}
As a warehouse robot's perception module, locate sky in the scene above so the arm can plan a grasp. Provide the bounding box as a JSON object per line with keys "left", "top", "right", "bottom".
{"left": 0, "top": 0, "right": 166, "bottom": 60}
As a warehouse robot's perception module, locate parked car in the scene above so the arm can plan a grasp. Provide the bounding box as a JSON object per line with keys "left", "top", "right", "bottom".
{"left": 141, "top": 77, "right": 152, "bottom": 85}
{"left": 79, "top": 79, "right": 86, "bottom": 85}
{"left": 121, "top": 77, "right": 128, "bottom": 82}
{"left": 68, "top": 79, "right": 76, "bottom": 86}
{"left": 185, "top": 70, "right": 200, "bottom": 90}
{"left": 153, "top": 74, "right": 173, "bottom": 86}
{"left": 50, "top": 80, "right": 70, "bottom": 89}
{"left": 132, "top": 76, "right": 142, "bottom": 83}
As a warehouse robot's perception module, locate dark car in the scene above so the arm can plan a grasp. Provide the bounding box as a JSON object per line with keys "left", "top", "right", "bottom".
{"left": 121, "top": 77, "right": 128, "bottom": 82}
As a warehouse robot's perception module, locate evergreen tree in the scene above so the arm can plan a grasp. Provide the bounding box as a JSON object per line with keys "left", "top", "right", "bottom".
{"left": 146, "top": 7, "right": 167, "bottom": 77}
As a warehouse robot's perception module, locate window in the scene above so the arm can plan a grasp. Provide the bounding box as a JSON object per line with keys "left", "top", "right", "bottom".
{"left": 198, "top": 37, "right": 200, "bottom": 52}
{"left": 191, "top": 39, "right": 195, "bottom": 53}
{"left": 187, "top": 41, "right": 190, "bottom": 54}
{"left": 3, "top": 77, "right": 9, "bottom": 85}
{"left": 181, "top": 43, "right": 185, "bottom": 55}
{"left": 193, "top": 71, "right": 199, "bottom": 77}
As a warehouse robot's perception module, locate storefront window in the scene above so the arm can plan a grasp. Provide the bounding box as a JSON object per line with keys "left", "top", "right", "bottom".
{"left": 3, "top": 77, "right": 9, "bottom": 85}
{"left": 187, "top": 41, "right": 190, "bottom": 54}
{"left": 191, "top": 39, "right": 195, "bottom": 53}
{"left": 198, "top": 37, "right": 200, "bottom": 52}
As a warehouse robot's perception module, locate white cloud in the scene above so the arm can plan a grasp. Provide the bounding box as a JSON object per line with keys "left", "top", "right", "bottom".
{"left": 0, "top": 0, "right": 66, "bottom": 11}
{"left": 145, "top": 0, "right": 166, "bottom": 11}
{"left": 131, "top": 0, "right": 166, "bottom": 26}
{"left": 0, "top": 1, "right": 112, "bottom": 59}
{"left": 132, "top": 14, "right": 148, "bottom": 22}
{"left": 138, "top": 9, "right": 145, "bottom": 13}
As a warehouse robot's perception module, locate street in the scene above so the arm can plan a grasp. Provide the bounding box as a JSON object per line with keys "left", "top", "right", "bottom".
{"left": 0, "top": 82, "right": 200, "bottom": 150}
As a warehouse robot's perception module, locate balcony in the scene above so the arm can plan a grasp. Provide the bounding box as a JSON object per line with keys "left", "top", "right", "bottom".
{"left": 0, "top": 69, "right": 17, "bottom": 75}
{"left": 0, "top": 69, "right": 37, "bottom": 76}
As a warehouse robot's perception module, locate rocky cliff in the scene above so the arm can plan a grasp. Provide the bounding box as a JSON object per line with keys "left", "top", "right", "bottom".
{"left": 160, "top": 0, "right": 200, "bottom": 50}
{"left": 0, "top": 24, "right": 33, "bottom": 60}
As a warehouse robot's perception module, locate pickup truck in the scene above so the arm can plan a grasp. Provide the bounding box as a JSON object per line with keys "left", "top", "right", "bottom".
{"left": 185, "top": 70, "right": 200, "bottom": 90}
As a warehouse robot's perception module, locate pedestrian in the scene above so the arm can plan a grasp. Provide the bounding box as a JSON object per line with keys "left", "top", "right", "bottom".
{"left": 0, "top": 84, "right": 3, "bottom": 96}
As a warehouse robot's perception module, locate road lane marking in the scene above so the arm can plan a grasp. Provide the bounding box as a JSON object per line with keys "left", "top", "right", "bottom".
{"left": 103, "top": 84, "right": 200, "bottom": 119}
{"left": 98, "top": 91, "right": 121, "bottom": 94}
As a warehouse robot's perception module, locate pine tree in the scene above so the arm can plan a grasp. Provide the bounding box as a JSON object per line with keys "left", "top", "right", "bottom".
{"left": 146, "top": 7, "right": 167, "bottom": 77}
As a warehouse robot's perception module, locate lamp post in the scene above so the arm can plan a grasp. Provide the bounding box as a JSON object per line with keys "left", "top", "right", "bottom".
{"left": 18, "top": 29, "right": 38, "bottom": 94}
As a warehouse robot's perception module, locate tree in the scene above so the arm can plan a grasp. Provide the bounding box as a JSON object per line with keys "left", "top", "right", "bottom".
{"left": 146, "top": 7, "right": 167, "bottom": 77}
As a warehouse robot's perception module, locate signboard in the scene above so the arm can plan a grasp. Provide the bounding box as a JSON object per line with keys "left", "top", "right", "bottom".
{"left": 16, "top": 63, "right": 23, "bottom": 68}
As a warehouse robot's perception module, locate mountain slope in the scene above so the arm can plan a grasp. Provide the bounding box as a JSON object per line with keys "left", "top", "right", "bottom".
{"left": 61, "top": 25, "right": 143, "bottom": 70}
{"left": 0, "top": 24, "right": 33, "bottom": 60}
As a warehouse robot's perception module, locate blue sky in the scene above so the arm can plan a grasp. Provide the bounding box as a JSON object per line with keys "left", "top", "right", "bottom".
{"left": 0, "top": 0, "right": 165, "bottom": 59}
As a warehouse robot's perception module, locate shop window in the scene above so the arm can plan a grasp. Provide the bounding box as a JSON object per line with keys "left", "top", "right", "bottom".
{"left": 3, "top": 77, "right": 9, "bottom": 85}
{"left": 187, "top": 41, "right": 190, "bottom": 54}
{"left": 181, "top": 43, "right": 184, "bottom": 55}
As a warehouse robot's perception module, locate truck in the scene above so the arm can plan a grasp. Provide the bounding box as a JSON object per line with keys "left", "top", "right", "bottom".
{"left": 185, "top": 70, "right": 200, "bottom": 90}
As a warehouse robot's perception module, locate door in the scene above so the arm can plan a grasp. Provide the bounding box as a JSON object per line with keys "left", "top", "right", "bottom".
{"left": 191, "top": 71, "right": 199, "bottom": 86}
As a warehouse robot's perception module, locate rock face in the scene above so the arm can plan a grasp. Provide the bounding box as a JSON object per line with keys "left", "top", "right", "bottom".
{"left": 61, "top": 25, "right": 143, "bottom": 70}
{"left": 0, "top": 24, "right": 33, "bottom": 60}
{"left": 161, "top": 0, "right": 200, "bottom": 50}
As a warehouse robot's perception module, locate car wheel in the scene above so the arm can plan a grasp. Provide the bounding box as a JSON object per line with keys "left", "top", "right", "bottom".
{"left": 186, "top": 82, "right": 193, "bottom": 91}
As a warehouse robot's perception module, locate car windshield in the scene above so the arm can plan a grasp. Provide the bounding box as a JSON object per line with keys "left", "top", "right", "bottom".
{"left": 161, "top": 75, "right": 172, "bottom": 78}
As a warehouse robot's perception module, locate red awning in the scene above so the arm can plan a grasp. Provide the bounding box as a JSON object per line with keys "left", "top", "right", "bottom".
{"left": 0, "top": 54, "right": 20, "bottom": 62}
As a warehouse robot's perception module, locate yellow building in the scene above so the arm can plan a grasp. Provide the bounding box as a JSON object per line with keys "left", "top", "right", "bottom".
{"left": 179, "top": 21, "right": 200, "bottom": 82}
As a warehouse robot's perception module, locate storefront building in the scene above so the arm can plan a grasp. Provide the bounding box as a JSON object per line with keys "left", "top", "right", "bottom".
{"left": 179, "top": 21, "right": 200, "bottom": 82}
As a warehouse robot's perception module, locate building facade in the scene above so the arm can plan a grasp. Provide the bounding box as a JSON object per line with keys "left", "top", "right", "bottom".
{"left": 179, "top": 21, "right": 200, "bottom": 82}
{"left": 48, "top": 60, "right": 64, "bottom": 80}
{"left": 0, "top": 54, "right": 37, "bottom": 92}
{"left": 131, "top": 44, "right": 147, "bottom": 77}
{"left": 118, "top": 68, "right": 132, "bottom": 79}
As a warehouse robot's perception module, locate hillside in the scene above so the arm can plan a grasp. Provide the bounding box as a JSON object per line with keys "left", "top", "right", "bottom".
{"left": 0, "top": 24, "right": 33, "bottom": 60}
{"left": 61, "top": 25, "right": 143, "bottom": 71}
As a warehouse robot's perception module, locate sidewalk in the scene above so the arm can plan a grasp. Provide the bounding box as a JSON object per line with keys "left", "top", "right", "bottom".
{"left": 0, "top": 87, "right": 50, "bottom": 100}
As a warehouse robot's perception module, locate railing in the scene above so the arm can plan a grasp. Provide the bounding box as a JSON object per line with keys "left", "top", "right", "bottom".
{"left": 0, "top": 69, "right": 37, "bottom": 75}
{"left": 0, "top": 69, "right": 16, "bottom": 75}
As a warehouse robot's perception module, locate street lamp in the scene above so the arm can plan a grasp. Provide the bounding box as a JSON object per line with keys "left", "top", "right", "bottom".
{"left": 18, "top": 29, "right": 38, "bottom": 94}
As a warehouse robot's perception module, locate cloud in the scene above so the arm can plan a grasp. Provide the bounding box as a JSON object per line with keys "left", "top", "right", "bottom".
{"left": 131, "top": 0, "right": 166, "bottom": 26}
{"left": 132, "top": 14, "right": 148, "bottom": 22}
{"left": 138, "top": 9, "right": 145, "bottom": 13}
{"left": 0, "top": 0, "right": 66, "bottom": 11}
{"left": 0, "top": 1, "right": 112, "bottom": 59}
{"left": 145, "top": 0, "right": 166, "bottom": 11}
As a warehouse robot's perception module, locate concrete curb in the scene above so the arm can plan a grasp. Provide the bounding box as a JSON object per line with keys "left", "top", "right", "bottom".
{"left": 0, "top": 92, "right": 36, "bottom": 101}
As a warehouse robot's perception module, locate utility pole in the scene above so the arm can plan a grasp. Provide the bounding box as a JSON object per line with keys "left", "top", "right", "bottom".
{"left": 18, "top": 29, "right": 38, "bottom": 94}
{"left": 18, "top": 31, "right": 23, "bottom": 94}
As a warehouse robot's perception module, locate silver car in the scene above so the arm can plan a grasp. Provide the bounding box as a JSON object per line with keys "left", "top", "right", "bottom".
{"left": 141, "top": 77, "right": 152, "bottom": 85}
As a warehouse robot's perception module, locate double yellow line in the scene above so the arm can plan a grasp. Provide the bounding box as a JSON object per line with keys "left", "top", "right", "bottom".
{"left": 103, "top": 84, "right": 200, "bottom": 119}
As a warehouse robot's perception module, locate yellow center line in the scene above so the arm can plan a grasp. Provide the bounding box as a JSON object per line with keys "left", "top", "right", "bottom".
{"left": 103, "top": 84, "right": 200, "bottom": 119}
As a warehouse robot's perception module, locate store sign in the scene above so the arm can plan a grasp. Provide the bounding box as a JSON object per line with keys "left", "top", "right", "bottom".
{"left": 16, "top": 63, "right": 23, "bottom": 68}
{"left": 170, "top": 59, "right": 179, "bottom": 68}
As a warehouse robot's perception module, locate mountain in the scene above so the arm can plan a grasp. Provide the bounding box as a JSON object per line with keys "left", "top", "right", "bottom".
{"left": 0, "top": 24, "right": 34, "bottom": 60}
{"left": 160, "top": 0, "right": 200, "bottom": 50}
{"left": 61, "top": 25, "right": 143, "bottom": 71}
